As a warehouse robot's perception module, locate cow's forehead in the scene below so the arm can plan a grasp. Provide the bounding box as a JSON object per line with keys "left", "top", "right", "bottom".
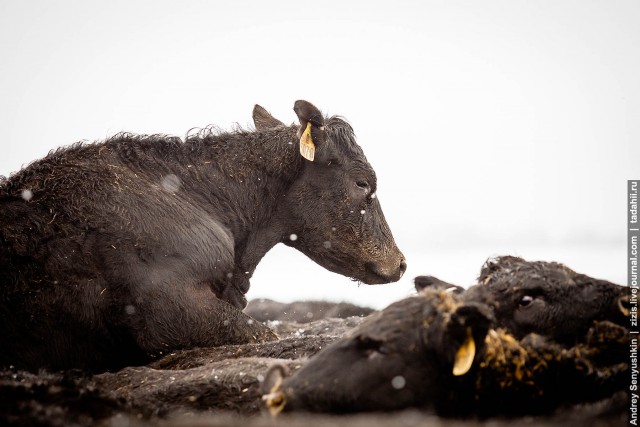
{"left": 487, "top": 268, "right": 576, "bottom": 295}
{"left": 483, "top": 257, "right": 577, "bottom": 287}
{"left": 325, "top": 117, "right": 365, "bottom": 158}
{"left": 324, "top": 116, "right": 376, "bottom": 177}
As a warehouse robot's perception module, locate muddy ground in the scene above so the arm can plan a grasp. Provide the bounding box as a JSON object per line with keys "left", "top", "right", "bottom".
{"left": 0, "top": 299, "right": 629, "bottom": 427}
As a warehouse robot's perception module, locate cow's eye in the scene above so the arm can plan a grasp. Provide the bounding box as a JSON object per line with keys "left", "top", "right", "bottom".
{"left": 356, "top": 180, "right": 369, "bottom": 190}
{"left": 519, "top": 295, "right": 534, "bottom": 307}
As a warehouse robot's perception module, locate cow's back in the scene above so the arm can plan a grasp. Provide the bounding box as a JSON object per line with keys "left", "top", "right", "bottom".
{"left": 0, "top": 142, "right": 239, "bottom": 370}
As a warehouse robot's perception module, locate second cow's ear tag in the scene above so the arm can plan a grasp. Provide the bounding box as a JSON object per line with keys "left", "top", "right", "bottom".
{"left": 299, "top": 122, "right": 315, "bottom": 162}
{"left": 452, "top": 327, "right": 476, "bottom": 376}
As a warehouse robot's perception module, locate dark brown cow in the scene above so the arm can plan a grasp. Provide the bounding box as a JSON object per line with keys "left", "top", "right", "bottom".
{"left": 262, "top": 290, "right": 493, "bottom": 414}
{"left": 0, "top": 100, "right": 405, "bottom": 371}
{"left": 263, "top": 257, "right": 628, "bottom": 416}
{"left": 463, "top": 256, "right": 629, "bottom": 343}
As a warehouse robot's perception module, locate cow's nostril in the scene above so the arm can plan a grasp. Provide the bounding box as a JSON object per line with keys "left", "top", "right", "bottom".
{"left": 399, "top": 259, "right": 407, "bottom": 275}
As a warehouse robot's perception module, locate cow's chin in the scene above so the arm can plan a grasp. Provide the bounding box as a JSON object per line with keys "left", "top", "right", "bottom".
{"left": 301, "top": 253, "right": 367, "bottom": 284}
{"left": 357, "top": 271, "right": 396, "bottom": 285}
{"left": 318, "top": 260, "right": 401, "bottom": 286}
{"left": 294, "top": 244, "right": 404, "bottom": 285}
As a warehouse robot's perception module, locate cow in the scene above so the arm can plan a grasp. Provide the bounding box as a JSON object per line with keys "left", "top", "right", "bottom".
{"left": 263, "top": 257, "right": 629, "bottom": 416}
{"left": 414, "top": 256, "right": 629, "bottom": 343}
{"left": 262, "top": 289, "right": 494, "bottom": 415}
{"left": 0, "top": 100, "right": 406, "bottom": 372}
{"left": 463, "top": 256, "right": 629, "bottom": 343}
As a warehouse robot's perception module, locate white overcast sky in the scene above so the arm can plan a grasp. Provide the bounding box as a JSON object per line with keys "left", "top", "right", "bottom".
{"left": 1, "top": 1, "right": 638, "bottom": 307}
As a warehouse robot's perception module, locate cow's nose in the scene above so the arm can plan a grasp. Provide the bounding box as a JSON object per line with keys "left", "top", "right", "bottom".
{"left": 399, "top": 258, "right": 407, "bottom": 277}
{"left": 365, "top": 256, "right": 407, "bottom": 284}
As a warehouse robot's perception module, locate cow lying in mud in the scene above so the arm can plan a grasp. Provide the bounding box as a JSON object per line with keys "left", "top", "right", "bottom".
{"left": 0, "top": 257, "right": 628, "bottom": 426}
{"left": 0, "top": 100, "right": 405, "bottom": 372}
{"left": 468, "top": 255, "right": 629, "bottom": 343}
{"left": 263, "top": 256, "right": 629, "bottom": 417}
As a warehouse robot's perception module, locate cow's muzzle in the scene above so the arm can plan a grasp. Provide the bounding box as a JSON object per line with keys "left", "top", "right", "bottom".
{"left": 364, "top": 256, "right": 407, "bottom": 284}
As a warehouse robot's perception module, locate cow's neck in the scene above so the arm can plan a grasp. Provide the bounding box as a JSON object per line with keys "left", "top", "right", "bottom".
{"left": 193, "top": 126, "right": 304, "bottom": 286}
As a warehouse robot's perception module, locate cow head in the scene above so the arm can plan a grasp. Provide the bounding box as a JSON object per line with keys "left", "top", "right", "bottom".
{"left": 257, "top": 100, "right": 406, "bottom": 285}
{"left": 262, "top": 290, "right": 493, "bottom": 414}
{"left": 463, "top": 256, "right": 630, "bottom": 343}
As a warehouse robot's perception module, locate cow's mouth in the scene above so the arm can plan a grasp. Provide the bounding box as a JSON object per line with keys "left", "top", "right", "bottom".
{"left": 300, "top": 245, "right": 406, "bottom": 285}
{"left": 363, "top": 259, "right": 407, "bottom": 284}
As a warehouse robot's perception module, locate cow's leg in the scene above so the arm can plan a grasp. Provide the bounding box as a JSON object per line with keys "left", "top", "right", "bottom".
{"left": 117, "top": 282, "right": 277, "bottom": 358}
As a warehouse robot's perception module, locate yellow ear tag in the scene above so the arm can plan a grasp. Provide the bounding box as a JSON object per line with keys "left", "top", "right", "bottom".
{"left": 264, "top": 391, "right": 287, "bottom": 416}
{"left": 299, "top": 122, "right": 315, "bottom": 161}
{"left": 262, "top": 375, "right": 286, "bottom": 416}
{"left": 452, "top": 327, "right": 476, "bottom": 376}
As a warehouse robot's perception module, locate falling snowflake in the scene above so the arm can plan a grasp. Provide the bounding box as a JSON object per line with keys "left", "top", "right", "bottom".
{"left": 289, "top": 234, "right": 298, "bottom": 241}
{"left": 161, "top": 174, "right": 181, "bottom": 193}
{"left": 21, "top": 189, "right": 33, "bottom": 201}
{"left": 391, "top": 375, "right": 406, "bottom": 390}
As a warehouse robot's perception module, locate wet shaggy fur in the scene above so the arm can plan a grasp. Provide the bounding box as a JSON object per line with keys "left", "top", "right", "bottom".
{"left": 475, "top": 321, "right": 628, "bottom": 416}
{"left": 0, "top": 101, "right": 405, "bottom": 372}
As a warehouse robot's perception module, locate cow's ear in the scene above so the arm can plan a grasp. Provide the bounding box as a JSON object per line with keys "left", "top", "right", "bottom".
{"left": 448, "top": 303, "right": 493, "bottom": 377}
{"left": 253, "top": 104, "right": 285, "bottom": 130}
{"left": 262, "top": 364, "right": 288, "bottom": 394}
{"left": 414, "top": 276, "right": 463, "bottom": 294}
{"left": 293, "top": 100, "right": 324, "bottom": 128}
{"left": 293, "top": 100, "right": 325, "bottom": 162}
{"left": 262, "top": 364, "right": 288, "bottom": 416}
